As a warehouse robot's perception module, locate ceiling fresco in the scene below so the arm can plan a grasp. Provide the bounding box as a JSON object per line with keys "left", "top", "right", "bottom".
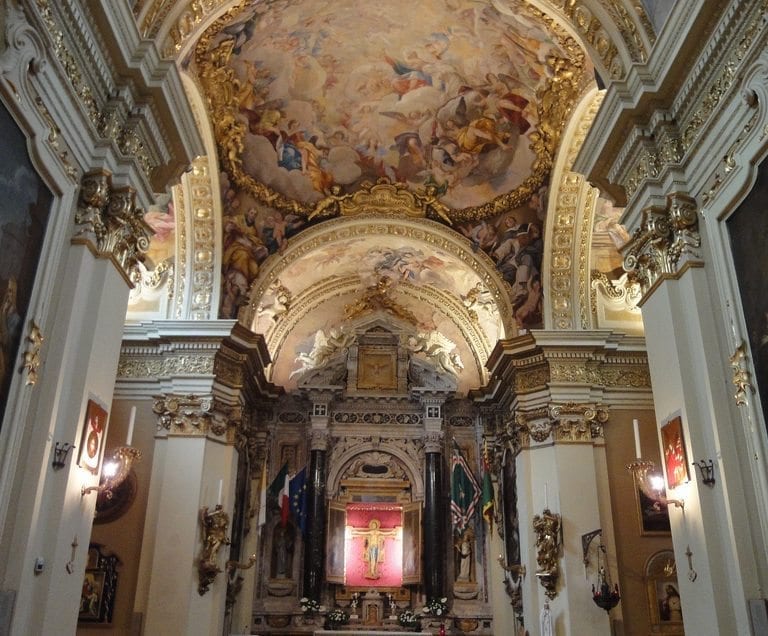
{"left": 200, "top": 0, "right": 576, "bottom": 210}
{"left": 194, "top": 0, "right": 591, "bottom": 219}
{"left": 185, "top": 0, "right": 597, "bottom": 388}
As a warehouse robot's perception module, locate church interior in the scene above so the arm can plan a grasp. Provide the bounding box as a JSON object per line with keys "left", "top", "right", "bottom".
{"left": 1, "top": 1, "right": 768, "bottom": 635}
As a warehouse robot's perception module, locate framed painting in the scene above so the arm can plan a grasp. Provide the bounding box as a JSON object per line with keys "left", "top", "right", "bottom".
{"left": 645, "top": 550, "right": 684, "bottom": 634}
{"left": 660, "top": 416, "right": 689, "bottom": 489}
{"left": 79, "top": 544, "right": 119, "bottom": 624}
{"left": 726, "top": 159, "right": 768, "bottom": 433}
{"left": 635, "top": 487, "right": 671, "bottom": 535}
{"left": 0, "top": 101, "right": 53, "bottom": 432}
{"left": 78, "top": 399, "right": 108, "bottom": 475}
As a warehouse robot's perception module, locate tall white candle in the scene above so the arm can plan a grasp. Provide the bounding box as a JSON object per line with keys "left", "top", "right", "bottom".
{"left": 217, "top": 479, "right": 223, "bottom": 506}
{"left": 633, "top": 419, "right": 641, "bottom": 458}
{"left": 544, "top": 482, "right": 548, "bottom": 509}
{"left": 126, "top": 406, "right": 136, "bottom": 446}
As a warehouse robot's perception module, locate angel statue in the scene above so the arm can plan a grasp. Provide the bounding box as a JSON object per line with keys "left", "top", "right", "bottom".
{"left": 407, "top": 331, "right": 464, "bottom": 376}
{"left": 290, "top": 327, "right": 356, "bottom": 379}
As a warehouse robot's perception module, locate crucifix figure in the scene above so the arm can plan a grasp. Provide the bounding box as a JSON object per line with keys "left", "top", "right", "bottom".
{"left": 351, "top": 518, "right": 399, "bottom": 579}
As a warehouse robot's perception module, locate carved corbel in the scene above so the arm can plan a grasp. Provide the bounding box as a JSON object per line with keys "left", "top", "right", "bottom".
{"left": 73, "top": 170, "right": 153, "bottom": 284}
{"left": 623, "top": 193, "right": 701, "bottom": 297}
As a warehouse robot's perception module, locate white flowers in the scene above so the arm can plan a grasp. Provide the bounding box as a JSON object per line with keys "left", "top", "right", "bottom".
{"left": 300, "top": 597, "right": 321, "bottom": 614}
{"left": 398, "top": 609, "right": 419, "bottom": 627}
{"left": 326, "top": 608, "right": 349, "bottom": 625}
{"left": 422, "top": 597, "right": 448, "bottom": 616}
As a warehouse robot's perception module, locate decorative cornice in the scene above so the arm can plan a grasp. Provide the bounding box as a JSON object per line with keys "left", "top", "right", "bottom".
{"left": 622, "top": 192, "right": 701, "bottom": 300}
{"left": 73, "top": 169, "right": 153, "bottom": 286}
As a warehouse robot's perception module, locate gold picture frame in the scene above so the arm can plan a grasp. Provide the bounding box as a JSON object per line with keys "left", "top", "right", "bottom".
{"left": 78, "top": 399, "right": 108, "bottom": 475}
{"left": 661, "top": 416, "right": 689, "bottom": 490}
{"left": 645, "top": 550, "right": 684, "bottom": 634}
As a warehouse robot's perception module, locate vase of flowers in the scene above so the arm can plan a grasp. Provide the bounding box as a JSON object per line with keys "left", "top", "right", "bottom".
{"left": 325, "top": 607, "right": 349, "bottom": 629}
{"left": 398, "top": 609, "right": 421, "bottom": 631}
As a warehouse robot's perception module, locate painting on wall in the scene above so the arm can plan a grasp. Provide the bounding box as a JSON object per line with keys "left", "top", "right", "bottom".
{"left": 636, "top": 487, "right": 671, "bottom": 535}
{"left": 645, "top": 550, "right": 684, "bottom": 634}
{"left": 660, "top": 416, "right": 689, "bottom": 490}
{"left": 726, "top": 160, "right": 768, "bottom": 433}
{"left": 79, "top": 544, "right": 119, "bottom": 624}
{"left": 0, "top": 102, "right": 53, "bottom": 431}
{"left": 78, "top": 398, "right": 109, "bottom": 475}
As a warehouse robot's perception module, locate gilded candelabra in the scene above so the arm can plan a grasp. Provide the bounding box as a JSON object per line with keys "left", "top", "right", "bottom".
{"left": 197, "top": 504, "right": 230, "bottom": 595}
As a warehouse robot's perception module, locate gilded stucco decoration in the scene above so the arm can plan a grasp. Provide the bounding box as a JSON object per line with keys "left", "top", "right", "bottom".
{"left": 21, "top": 321, "right": 44, "bottom": 386}
{"left": 533, "top": 508, "right": 562, "bottom": 599}
{"left": 547, "top": 90, "right": 604, "bottom": 331}
{"left": 729, "top": 341, "right": 755, "bottom": 407}
{"left": 73, "top": 170, "right": 153, "bottom": 285}
{"left": 622, "top": 193, "right": 701, "bottom": 299}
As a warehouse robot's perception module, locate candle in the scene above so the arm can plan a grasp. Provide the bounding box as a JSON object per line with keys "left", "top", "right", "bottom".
{"left": 126, "top": 406, "right": 136, "bottom": 446}
{"left": 217, "top": 479, "right": 223, "bottom": 506}
{"left": 544, "top": 482, "right": 548, "bottom": 509}
{"left": 633, "top": 419, "right": 641, "bottom": 458}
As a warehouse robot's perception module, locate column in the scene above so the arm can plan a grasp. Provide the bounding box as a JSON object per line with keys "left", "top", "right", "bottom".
{"left": 422, "top": 427, "right": 446, "bottom": 601}
{"left": 302, "top": 428, "right": 329, "bottom": 600}
{"left": 141, "top": 395, "right": 237, "bottom": 636}
{"left": 516, "top": 405, "right": 612, "bottom": 636}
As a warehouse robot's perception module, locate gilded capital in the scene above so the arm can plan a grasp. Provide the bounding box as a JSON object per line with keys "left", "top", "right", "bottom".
{"left": 549, "top": 403, "right": 608, "bottom": 442}
{"left": 623, "top": 193, "right": 701, "bottom": 297}
{"left": 74, "top": 170, "right": 153, "bottom": 285}
{"left": 153, "top": 393, "right": 231, "bottom": 440}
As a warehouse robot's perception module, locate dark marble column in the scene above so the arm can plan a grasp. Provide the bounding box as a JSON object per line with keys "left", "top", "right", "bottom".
{"left": 302, "top": 431, "right": 328, "bottom": 599}
{"left": 423, "top": 433, "right": 446, "bottom": 600}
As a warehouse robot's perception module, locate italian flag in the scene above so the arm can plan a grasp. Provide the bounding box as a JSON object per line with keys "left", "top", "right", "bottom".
{"left": 268, "top": 463, "right": 291, "bottom": 527}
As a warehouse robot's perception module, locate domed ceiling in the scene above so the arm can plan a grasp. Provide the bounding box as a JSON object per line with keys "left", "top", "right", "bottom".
{"left": 187, "top": 0, "right": 596, "bottom": 392}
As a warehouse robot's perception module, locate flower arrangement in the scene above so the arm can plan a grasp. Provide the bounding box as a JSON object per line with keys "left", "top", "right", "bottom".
{"left": 326, "top": 608, "right": 349, "bottom": 626}
{"left": 300, "top": 597, "right": 321, "bottom": 614}
{"left": 398, "top": 609, "right": 420, "bottom": 628}
{"left": 422, "top": 597, "right": 448, "bottom": 616}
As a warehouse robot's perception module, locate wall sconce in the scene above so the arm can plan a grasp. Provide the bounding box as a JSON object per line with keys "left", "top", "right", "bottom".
{"left": 198, "top": 504, "right": 230, "bottom": 595}
{"left": 81, "top": 446, "right": 141, "bottom": 498}
{"left": 692, "top": 459, "right": 716, "bottom": 486}
{"left": 498, "top": 556, "right": 525, "bottom": 616}
{"left": 52, "top": 442, "right": 74, "bottom": 470}
{"left": 627, "top": 459, "right": 684, "bottom": 509}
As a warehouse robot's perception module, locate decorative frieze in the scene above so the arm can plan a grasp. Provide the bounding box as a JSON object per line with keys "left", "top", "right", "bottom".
{"left": 622, "top": 193, "right": 701, "bottom": 299}
{"left": 73, "top": 169, "right": 152, "bottom": 285}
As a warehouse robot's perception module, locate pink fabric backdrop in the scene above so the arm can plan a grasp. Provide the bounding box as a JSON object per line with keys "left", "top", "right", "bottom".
{"left": 345, "top": 505, "right": 402, "bottom": 587}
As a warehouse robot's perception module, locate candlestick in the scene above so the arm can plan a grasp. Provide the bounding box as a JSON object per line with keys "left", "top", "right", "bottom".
{"left": 126, "top": 406, "right": 136, "bottom": 446}
{"left": 633, "top": 419, "right": 641, "bottom": 458}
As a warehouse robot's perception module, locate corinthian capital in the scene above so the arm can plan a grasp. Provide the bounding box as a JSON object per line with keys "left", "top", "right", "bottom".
{"left": 622, "top": 193, "right": 701, "bottom": 296}
{"left": 73, "top": 169, "right": 152, "bottom": 284}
